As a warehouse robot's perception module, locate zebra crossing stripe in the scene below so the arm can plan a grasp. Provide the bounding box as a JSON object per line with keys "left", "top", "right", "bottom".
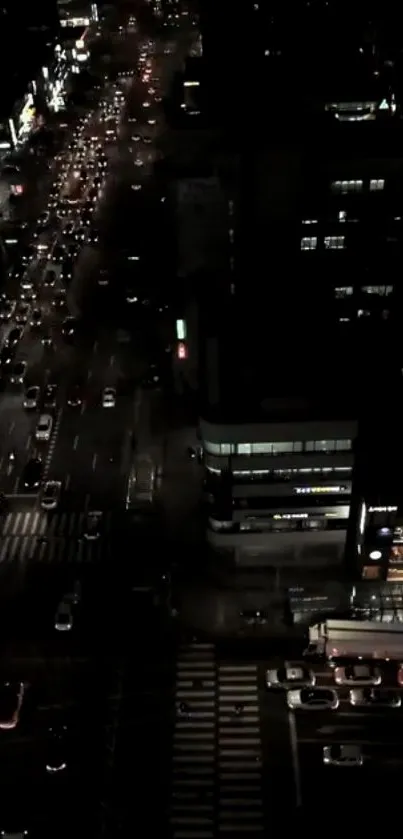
{"left": 217, "top": 662, "right": 264, "bottom": 835}
{"left": 0, "top": 510, "right": 112, "bottom": 538}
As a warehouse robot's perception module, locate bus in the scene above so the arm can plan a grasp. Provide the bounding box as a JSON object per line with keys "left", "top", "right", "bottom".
{"left": 126, "top": 454, "right": 156, "bottom": 510}
{"left": 304, "top": 618, "right": 403, "bottom": 664}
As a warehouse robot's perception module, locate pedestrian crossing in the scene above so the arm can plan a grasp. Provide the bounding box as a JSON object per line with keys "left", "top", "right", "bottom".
{"left": 0, "top": 534, "right": 105, "bottom": 565}
{"left": 171, "top": 642, "right": 265, "bottom": 839}
{"left": 0, "top": 510, "right": 113, "bottom": 565}
{"left": 0, "top": 510, "right": 112, "bottom": 538}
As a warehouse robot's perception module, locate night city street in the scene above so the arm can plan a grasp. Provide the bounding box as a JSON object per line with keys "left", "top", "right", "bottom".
{"left": 2, "top": 0, "right": 403, "bottom": 836}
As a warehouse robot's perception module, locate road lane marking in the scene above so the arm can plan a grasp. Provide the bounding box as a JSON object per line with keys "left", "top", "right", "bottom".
{"left": 8, "top": 421, "right": 15, "bottom": 435}
{"left": 87, "top": 370, "right": 92, "bottom": 379}
{"left": 73, "top": 435, "right": 79, "bottom": 450}
{"left": 288, "top": 710, "right": 302, "bottom": 808}
{"left": 109, "top": 355, "right": 115, "bottom": 366}
{"left": 65, "top": 473, "right": 70, "bottom": 490}
{"left": 93, "top": 341, "right": 98, "bottom": 353}
{"left": 92, "top": 453, "right": 97, "bottom": 471}
{"left": 25, "top": 435, "right": 31, "bottom": 451}
{"left": 13, "top": 477, "right": 19, "bottom": 494}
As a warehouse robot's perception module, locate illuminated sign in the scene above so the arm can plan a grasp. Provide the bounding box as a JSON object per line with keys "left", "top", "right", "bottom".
{"left": 295, "top": 486, "right": 346, "bottom": 495}
{"left": 177, "top": 342, "right": 187, "bottom": 360}
{"left": 359, "top": 501, "right": 366, "bottom": 535}
{"left": 368, "top": 506, "right": 397, "bottom": 513}
{"left": 369, "top": 550, "right": 382, "bottom": 560}
{"left": 176, "top": 319, "right": 186, "bottom": 341}
{"left": 273, "top": 513, "right": 308, "bottom": 520}
{"left": 60, "top": 17, "right": 90, "bottom": 27}
{"left": 184, "top": 81, "right": 199, "bottom": 87}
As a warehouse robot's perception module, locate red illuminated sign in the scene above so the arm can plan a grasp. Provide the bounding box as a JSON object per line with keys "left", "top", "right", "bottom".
{"left": 177, "top": 342, "right": 187, "bottom": 360}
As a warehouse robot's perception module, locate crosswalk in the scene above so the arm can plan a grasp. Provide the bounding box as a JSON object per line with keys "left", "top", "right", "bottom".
{"left": 171, "top": 642, "right": 265, "bottom": 839}
{"left": 0, "top": 510, "right": 112, "bottom": 538}
{"left": 0, "top": 510, "right": 113, "bottom": 565}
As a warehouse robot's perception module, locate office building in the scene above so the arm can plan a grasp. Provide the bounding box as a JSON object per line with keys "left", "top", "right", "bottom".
{"left": 198, "top": 291, "right": 360, "bottom": 570}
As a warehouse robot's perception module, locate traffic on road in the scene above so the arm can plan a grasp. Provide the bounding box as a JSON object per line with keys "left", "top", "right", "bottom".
{"left": 0, "top": 5, "right": 194, "bottom": 835}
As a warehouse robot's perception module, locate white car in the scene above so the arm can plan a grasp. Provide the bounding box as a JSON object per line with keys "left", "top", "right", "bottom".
{"left": 323, "top": 744, "right": 363, "bottom": 767}
{"left": 35, "top": 414, "right": 53, "bottom": 442}
{"left": 102, "top": 387, "right": 116, "bottom": 408}
{"left": 41, "top": 481, "right": 61, "bottom": 510}
{"left": 334, "top": 664, "right": 382, "bottom": 687}
{"left": 55, "top": 600, "right": 73, "bottom": 631}
{"left": 23, "top": 385, "right": 40, "bottom": 410}
{"left": 287, "top": 688, "right": 339, "bottom": 711}
{"left": 266, "top": 664, "right": 315, "bottom": 690}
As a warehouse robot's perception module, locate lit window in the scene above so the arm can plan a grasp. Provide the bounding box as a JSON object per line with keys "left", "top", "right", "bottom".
{"left": 334, "top": 286, "right": 353, "bottom": 298}
{"left": 331, "top": 180, "right": 363, "bottom": 194}
{"left": 338, "top": 210, "right": 347, "bottom": 222}
{"left": 302, "top": 219, "right": 318, "bottom": 225}
{"left": 324, "top": 236, "right": 345, "bottom": 250}
{"left": 301, "top": 236, "right": 317, "bottom": 250}
{"left": 357, "top": 309, "right": 370, "bottom": 318}
{"left": 361, "top": 285, "right": 393, "bottom": 296}
{"left": 370, "top": 179, "right": 385, "bottom": 191}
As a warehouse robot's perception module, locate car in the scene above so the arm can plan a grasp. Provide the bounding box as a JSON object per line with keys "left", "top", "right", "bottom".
{"left": 323, "top": 744, "right": 364, "bottom": 768}
{"left": 51, "top": 244, "right": 66, "bottom": 265}
{"left": 20, "top": 279, "right": 36, "bottom": 300}
{"left": 54, "top": 599, "right": 73, "bottom": 632}
{"left": 41, "top": 481, "right": 61, "bottom": 511}
{"left": 44, "top": 269, "right": 56, "bottom": 287}
{"left": 0, "top": 299, "right": 16, "bottom": 321}
{"left": 287, "top": 688, "right": 339, "bottom": 711}
{"left": 0, "top": 682, "right": 25, "bottom": 730}
{"left": 23, "top": 385, "right": 40, "bottom": 410}
{"left": 30, "top": 308, "right": 42, "bottom": 327}
{"left": 62, "top": 221, "right": 75, "bottom": 238}
{"left": 35, "top": 414, "right": 53, "bottom": 441}
{"left": 266, "top": 664, "right": 316, "bottom": 690}
{"left": 21, "top": 246, "right": 36, "bottom": 266}
{"left": 22, "top": 457, "right": 42, "bottom": 490}
{"left": 88, "top": 231, "right": 99, "bottom": 246}
{"left": 41, "top": 333, "right": 53, "bottom": 348}
{"left": 102, "top": 386, "right": 116, "bottom": 407}
{"left": 10, "top": 360, "right": 27, "bottom": 384}
{"left": 15, "top": 303, "right": 30, "bottom": 324}
{"left": 43, "top": 384, "right": 57, "bottom": 409}
{"left": 60, "top": 260, "right": 74, "bottom": 282}
{"left": 62, "top": 317, "right": 77, "bottom": 339}
{"left": 349, "top": 688, "right": 401, "bottom": 709}
{"left": 0, "top": 346, "right": 14, "bottom": 368}
{"left": 67, "top": 385, "right": 82, "bottom": 407}
{"left": 45, "top": 721, "right": 68, "bottom": 773}
{"left": 5, "top": 326, "right": 23, "bottom": 347}
{"left": 52, "top": 292, "right": 67, "bottom": 311}
{"left": 334, "top": 664, "right": 382, "bottom": 687}
{"left": 84, "top": 511, "right": 102, "bottom": 540}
